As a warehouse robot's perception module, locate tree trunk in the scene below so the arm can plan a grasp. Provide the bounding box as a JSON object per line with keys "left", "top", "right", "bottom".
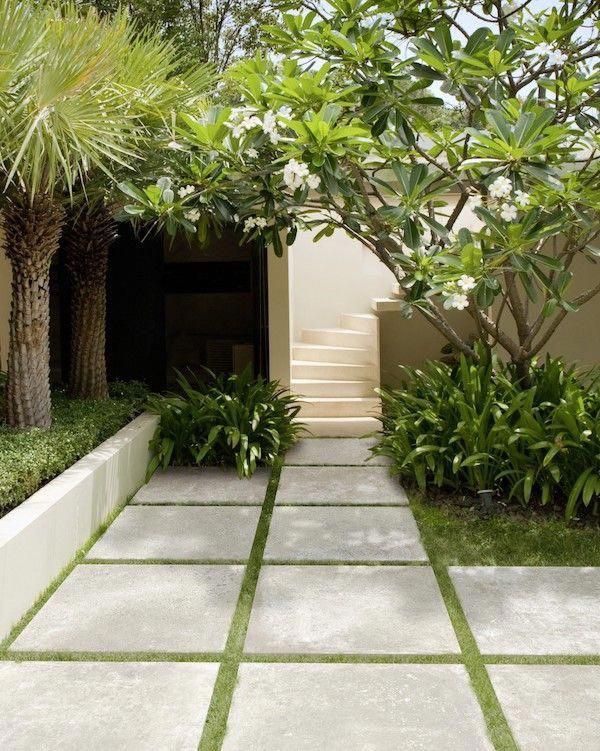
{"left": 63, "top": 203, "right": 117, "bottom": 399}
{"left": 3, "top": 193, "right": 64, "bottom": 428}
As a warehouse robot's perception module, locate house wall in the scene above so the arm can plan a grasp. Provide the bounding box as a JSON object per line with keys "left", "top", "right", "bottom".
{"left": 267, "top": 241, "right": 291, "bottom": 386}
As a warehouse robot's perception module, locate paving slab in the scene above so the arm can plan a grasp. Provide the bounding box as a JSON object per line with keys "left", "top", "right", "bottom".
{"left": 132, "top": 466, "right": 270, "bottom": 504}
{"left": 263, "top": 506, "right": 427, "bottom": 561}
{"left": 222, "top": 663, "right": 492, "bottom": 751}
{"left": 284, "top": 438, "right": 390, "bottom": 466}
{"left": 276, "top": 466, "right": 407, "bottom": 505}
{"left": 244, "top": 565, "right": 459, "bottom": 654}
{"left": 450, "top": 566, "right": 600, "bottom": 654}
{"left": 11, "top": 564, "right": 244, "bottom": 653}
{"left": 87, "top": 506, "right": 261, "bottom": 560}
{"left": 488, "top": 664, "right": 600, "bottom": 751}
{"left": 0, "top": 661, "right": 218, "bottom": 751}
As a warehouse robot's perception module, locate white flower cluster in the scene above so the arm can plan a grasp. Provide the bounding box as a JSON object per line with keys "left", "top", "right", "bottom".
{"left": 243, "top": 216, "right": 268, "bottom": 233}
{"left": 442, "top": 274, "right": 476, "bottom": 310}
{"left": 469, "top": 177, "right": 530, "bottom": 224}
{"left": 185, "top": 208, "right": 201, "bottom": 222}
{"left": 530, "top": 42, "right": 568, "bottom": 67}
{"left": 226, "top": 106, "right": 291, "bottom": 145}
{"left": 282, "top": 159, "right": 320, "bottom": 191}
{"left": 178, "top": 185, "right": 195, "bottom": 198}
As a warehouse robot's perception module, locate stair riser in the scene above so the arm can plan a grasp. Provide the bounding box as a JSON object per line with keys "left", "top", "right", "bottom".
{"left": 298, "top": 399, "right": 381, "bottom": 418}
{"left": 292, "top": 363, "right": 377, "bottom": 381}
{"left": 302, "top": 330, "right": 375, "bottom": 348}
{"left": 297, "top": 417, "right": 381, "bottom": 437}
{"left": 292, "top": 346, "right": 376, "bottom": 365}
{"left": 292, "top": 381, "right": 377, "bottom": 397}
{"left": 340, "top": 314, "right": 378, "bottom": 334}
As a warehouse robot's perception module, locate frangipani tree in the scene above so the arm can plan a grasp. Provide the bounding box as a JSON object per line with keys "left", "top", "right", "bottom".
{"left": 121, "top": 0, "right": 600, "bottom": 383}
{"left": 0, "top": 0, "right": 211, "bottom": 425}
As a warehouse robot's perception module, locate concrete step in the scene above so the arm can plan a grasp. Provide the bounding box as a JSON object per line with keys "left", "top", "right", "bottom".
{"left": 301, "top": 328, "right": 374, "bottom": 348}
{"left": 291, "top": 360, "right": 377, "bottom": 381}
{"left": 371, "top": 297, "right": 402, "bottom": 312}
{"left": 292, "top": 378, "right": 377, "bottom": 397}
{"left": 297, "top": 416, "right": 381, "bottom": 437}
{"left": 292, "top": 343, "right": 376, "bottom": 365}
{"left": 340, "top": 313, "right": 379, "bottom": 334}
{"left": 297, "top": 396, "right": 381, "bottom": 418}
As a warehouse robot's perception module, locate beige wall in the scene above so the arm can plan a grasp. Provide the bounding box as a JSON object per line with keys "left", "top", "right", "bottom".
{"left": 0, "top": 239, "right": 10, "bottom": 372}
{"left": 267, "top": 242, "right": 291, "bottom": 386}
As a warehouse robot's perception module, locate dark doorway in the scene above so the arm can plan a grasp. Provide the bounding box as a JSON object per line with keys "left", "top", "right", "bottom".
{"left": 105, "top": 225, "right": 269, "bottom": 391}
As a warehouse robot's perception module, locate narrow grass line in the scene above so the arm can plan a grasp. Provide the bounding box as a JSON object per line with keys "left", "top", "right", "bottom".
{"left": 0, "top": 500, "right": 130, "bottom": 656}
{"left": 484, "top": 654, "right": 600, "bottom": 666}
{"left": 431, "top": 564, "right": 518, "bottom": 751}
{"left": 198, "top": 460, "right": 282, "bottom": 751}
{"left": 83, "top": 558, "right": 248, "bottom": 566}
{"left": 241, "top": 652, "right": 463, "bottom": 664}
{"left": 3, "top": 651, "right": 222, "bottom": 663}
{"left": 262, "top": 559, "right": 430, "bottom": 566}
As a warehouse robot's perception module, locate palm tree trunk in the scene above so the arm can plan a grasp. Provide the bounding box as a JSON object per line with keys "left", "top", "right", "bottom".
{"left": 63, "top": 203, "right": 117, "bottom": 400}
{"left": 3, "top": 193, "right": 64, "bottom": 428}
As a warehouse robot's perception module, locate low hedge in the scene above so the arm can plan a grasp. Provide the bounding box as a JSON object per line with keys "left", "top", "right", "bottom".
{"left": 0, "top": 382, "right": 148, "bottom": 516}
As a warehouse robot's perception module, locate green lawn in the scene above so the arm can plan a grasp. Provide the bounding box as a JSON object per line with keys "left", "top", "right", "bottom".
{"left": 411, "top": 494, "right": 600, "bottom": 567}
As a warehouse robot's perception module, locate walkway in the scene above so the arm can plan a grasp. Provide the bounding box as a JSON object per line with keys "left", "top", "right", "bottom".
{"left": 1, "top": 438, "right": 599, "bottom": 749}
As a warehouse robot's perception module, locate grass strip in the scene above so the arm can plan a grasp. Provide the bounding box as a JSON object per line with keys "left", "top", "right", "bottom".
{"left": 198, "top": 460, "right": 282, "bottom": 751}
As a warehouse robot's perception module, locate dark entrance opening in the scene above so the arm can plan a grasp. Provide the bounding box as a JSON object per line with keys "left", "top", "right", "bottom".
{"left": 50, "top": 224, "right": 269, "bottom": 392}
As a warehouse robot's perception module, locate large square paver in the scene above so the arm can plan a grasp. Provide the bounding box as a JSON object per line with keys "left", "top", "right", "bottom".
{"left": 11, "top": 564, "right": 244, "bottom": 653}
{"left": 276, "top": 466, "right": 407, "bottom": 504}
{"left": 244, "top": 565, "right": 458, "bottom": 654}
{"left": 222, "top": 663, "right": 492, "bottom": 750}
{"left": 450, "top": 567, "right": 600, "bottom": 654}
{"left": 132, "top": 466, "right": 270, "bottom": 504}
{"left": 488, "top": 665, "right": 600, "bottom": 751}
{"left": 284, "top": 438, "right": 389, "bottom": 466}
{"left": 0, "top": 661, "right": 218, "bottom": 750}
{"left": 87, "top": 506, "right": 260, "bottom": 560}
{"left": 264, "top": 506, "right": 427, "bottom": 561}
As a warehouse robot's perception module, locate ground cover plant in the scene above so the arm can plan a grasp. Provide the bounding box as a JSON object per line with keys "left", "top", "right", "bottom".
{"left": 374, "top": 349, "right": 600, "bottom": 520}
{"left": 146, "top": 368, "right": 302, "bottom": 478}
{"left": 0, "top": 381, "right": 148, "bottom": 516}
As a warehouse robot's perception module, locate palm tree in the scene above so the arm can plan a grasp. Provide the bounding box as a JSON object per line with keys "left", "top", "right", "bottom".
{"left": 0, "top": 0, "right": 211, "bottom": 425}
{"left": 62, "top": 30, "right": 212, "bottom": 400}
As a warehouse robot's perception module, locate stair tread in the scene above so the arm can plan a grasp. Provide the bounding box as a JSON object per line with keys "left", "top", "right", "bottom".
{"left": 293, "top": 343, "right": 374, "bottom": 352}
{"left": 302, "top": 327, "right": 372, "bottom": 336}
{"left": 292, "top": 378, "right": 376, "bottom": 385}
{"left": 298, "top": 396, "right": 380, "bottom": 402}
{"left": 292, "top": 360, "right": 372, "bottom": 368}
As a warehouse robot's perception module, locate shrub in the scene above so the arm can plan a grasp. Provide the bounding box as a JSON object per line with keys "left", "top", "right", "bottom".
{"left": 374, "top": 349, "right": 600, "bottom": 520}
{"left": 146, "top": 368, "right": 302, "bottom": 478}
{"left": 0, "top": 383, "right": 148, "bottom": 515}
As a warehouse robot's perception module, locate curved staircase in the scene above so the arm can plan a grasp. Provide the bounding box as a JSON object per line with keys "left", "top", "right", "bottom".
{"left": 292, "top": 313, "right": 382, "bottom": 436}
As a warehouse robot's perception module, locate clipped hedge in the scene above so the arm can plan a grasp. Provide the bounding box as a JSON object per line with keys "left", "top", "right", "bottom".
{"left": 0, "top": 382, "right": 148, "bottom": 516}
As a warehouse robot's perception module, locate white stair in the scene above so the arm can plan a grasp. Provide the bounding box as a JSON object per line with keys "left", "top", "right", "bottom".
{"left": 292, "top": 313, "right": 382, "bottom": 437}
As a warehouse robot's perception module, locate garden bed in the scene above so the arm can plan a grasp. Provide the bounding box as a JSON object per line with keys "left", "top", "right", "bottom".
{"left": 0, "top": 383, "right": 147, "bottom": 517}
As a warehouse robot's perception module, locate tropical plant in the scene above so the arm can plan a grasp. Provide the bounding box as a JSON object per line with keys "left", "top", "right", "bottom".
{"left": 374, "top": 350, "right": 600, "bottom": 520}
{"left": 146, "top": 367, "right": 302, "bottom": 478}
{"left": 85, "top": 0, "right": 279, "bottom": 72}
{"left": 0, "top": 0, "right": 211, "bottom": 425}
{"left": 121, "top": 0, "right": 600, "bottom": 383}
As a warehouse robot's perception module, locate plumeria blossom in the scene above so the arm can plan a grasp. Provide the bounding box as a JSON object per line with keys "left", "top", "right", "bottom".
{"left": 178, "top": 185, "right": 195, "bottom": 198}
{"left": 457, "top": 275, "right": 476, "bottom": 292}
{"left": 262, "top": 110, "right": 282, "bottom": 144}
{"left": 467, "top": 193, "right": 483, "bottom": 210}
{"left": 531, "top": 42, "right": 568, "bottom": 66}
{"left": 500, "top": 203, "right": 518, "bottom": 221}
{"left": 243, "top": 216, "right": 268, "bottom": 233}
{"left": 514, "top": 190, "right": 530, "bottom": 208}
{"left": 245, "top": 148, "right": 258, "bottom": 159}
{"left": 488, "top": 176, "right": 513, "bottom": 199}
{"left": 443, "top": 291, "right": 469, "bottom": 310}
{"left": 282, "top": 159, "right": 320, "bottom": 191}
{"left": 184, "top": 208, "right": 201, "bottom": 222}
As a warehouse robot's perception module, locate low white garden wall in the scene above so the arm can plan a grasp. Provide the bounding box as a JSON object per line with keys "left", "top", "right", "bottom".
{"left": 0, "top": 412, "right": 158, "bottom": 641}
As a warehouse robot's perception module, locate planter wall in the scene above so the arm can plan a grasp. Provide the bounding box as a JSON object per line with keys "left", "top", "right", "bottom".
{"left": 0, "top": 412, "right": 158, "bottom": 641}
